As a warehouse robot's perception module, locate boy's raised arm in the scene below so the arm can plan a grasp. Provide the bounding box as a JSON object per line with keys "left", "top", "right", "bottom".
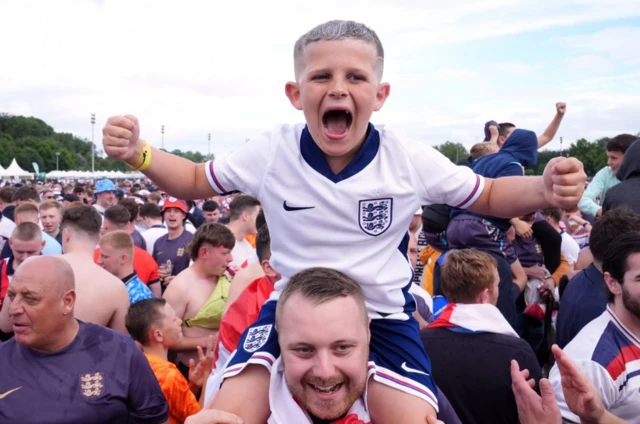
{"left": 468, "top": 156, "right": 586, "bottom": 218}
{"left": 103, "top": 115, "right": 215, "bottom": 200}
{"left": 537, "top": 102, "right": 566, "bottom": 149}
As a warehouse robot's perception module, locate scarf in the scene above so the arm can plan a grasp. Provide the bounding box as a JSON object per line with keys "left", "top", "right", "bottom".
{"left": 428, "top": 303, "right": 518, "bottom": 337}
{"left": 268, "top": 357, "right": 370, "bottom": 424}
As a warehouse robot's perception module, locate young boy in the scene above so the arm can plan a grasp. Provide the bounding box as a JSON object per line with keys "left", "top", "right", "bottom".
{"left": 103, "top": 20, "right": 586, "bottom": 423}
{"left": 126, "top": 298, "right": 213, "bottom": 424}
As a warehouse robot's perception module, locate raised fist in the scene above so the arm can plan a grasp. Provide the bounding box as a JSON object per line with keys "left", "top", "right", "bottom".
{"left": 543, "top": 157, "right": 586, "bottom": 209}
{"left": 102, "top": 115, "right": 142, "bottom": 163}
{"left": 556, "top": 102, "right": 567, "bottom": 115}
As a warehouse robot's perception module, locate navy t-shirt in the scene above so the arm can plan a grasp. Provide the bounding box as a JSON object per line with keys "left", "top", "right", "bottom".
{"left": 131, "top": 229, "right": 148, "bottom": 251}
{"left": 556, "top": 264, "right": 608, "bottom": 348}
{"left": 152, "top": 230, "right": 193, "bottom": 276}
{"left": 0, "top": 321, "right": 169, "bottom": 424}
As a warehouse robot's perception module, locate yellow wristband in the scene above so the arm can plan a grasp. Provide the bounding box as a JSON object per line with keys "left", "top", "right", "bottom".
{"left": 127, "top": 141, "right": 152, "bottom": 171}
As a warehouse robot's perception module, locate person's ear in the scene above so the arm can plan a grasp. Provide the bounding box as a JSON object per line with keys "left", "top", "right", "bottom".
{"left": 285, "top": 82, "right": 303, "bottom": 110}
{"left": 373, "top": 82, "right": 391, "bottom": 112}
{"left": 604, "top": 272, "right": 622, "bottom": 298}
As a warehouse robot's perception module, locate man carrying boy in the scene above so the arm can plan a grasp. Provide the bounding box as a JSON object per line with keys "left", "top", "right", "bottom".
{"left": 103, "top": 20, "right": 586, "bottom": 423}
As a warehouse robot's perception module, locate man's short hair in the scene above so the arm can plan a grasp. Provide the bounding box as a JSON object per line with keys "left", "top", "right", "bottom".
{"left": 441, "top": 249, "right": 498, "bottom": 303}
{"left": 256, "top": 209, "right": 266, "bottom": 231}
{"left": 275, "top": 268, "right": 367, "bottom": 329}
{"left": 99, "top": 230, "right": 134, "bottom": 258}
{"left": 14, "top": 203, "right": 39, "bottom": 222}
{"left": 39, "top": 200, "right": 62, "bottom": 213}
{"left": 139, "top": 203, "right": 162, "bottom": 219}
{"left": 256, "top": 225, "right": 271, "bottom": 262}
{"left": 60, "top": 204, "right": 102, "bottom": 239}
{"left": 602, "top": 232, "right": 640, "bottom": 303}
{"left": 590, "top": 208, "right": 640, "bottom": 263}
{"left": 147, "top": 192, "right": 162, "bottom": 203}
{"left": 118, "top": 198, "right": 140, "bottom": 224}
{"left": 606, "top": 134, "right": 637, "bottom": 154}
{"left": 125, "top": 298, "right": 167, "bottom": 346}
{"left": 294, "top": 20, "right": 384, "bottom": 80}
{"left": 498, "top": 122, "right": 516, "bottom": 138}
{"left": 229, "top": 195, "right": 261, "bottom": 222}
{"left": 12, "top": 222, "right": 42, "bottom": 242}
{"left": 72, "top": 185, "right": 86, "bottom": 196}
{"left": 0, "top": 186, "right": 15, "bottom": 203}
{"left": 540, "top": 207, "right": 562, "bottom": 223}
{"left": 202, "top": 200, "right": 219, "bottom": 212}
{"left": 470, "top": 142, "right": 499, "bottom": 160}
{"left": 12, "top": 186, "right": 39, "bottom": 203}
{"left": 187, "top": 223, "right": 236, "bottom": 260}
{"left": 104, "top": 205, "right": 131, "bottom": 227}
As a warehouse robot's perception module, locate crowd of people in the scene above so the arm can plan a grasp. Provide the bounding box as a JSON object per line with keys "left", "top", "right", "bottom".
{"left": 0, "top": 19, "right": 639, "bottom": 424}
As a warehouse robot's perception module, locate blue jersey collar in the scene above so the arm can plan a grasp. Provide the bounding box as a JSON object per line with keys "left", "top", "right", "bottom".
{"left": 300, "top": 123, "right": 380, "bottom": 183}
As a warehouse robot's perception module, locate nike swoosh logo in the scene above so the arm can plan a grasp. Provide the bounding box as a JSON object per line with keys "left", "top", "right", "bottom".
{"left": 283, "top": 201, "right": 315, "bottom": 212}
{"left": 0, "top": 387, "right": 22, "bottom": 399}
{"left": 401, "top": 362, "right": 430, "bottom": 377}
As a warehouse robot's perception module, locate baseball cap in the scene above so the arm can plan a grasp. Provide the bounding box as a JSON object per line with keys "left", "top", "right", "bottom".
{"left": 161, "top": 197, "right": 188, "bottom": 214}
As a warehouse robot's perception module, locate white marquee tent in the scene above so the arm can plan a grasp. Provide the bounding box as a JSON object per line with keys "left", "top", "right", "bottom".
{"left": 45, "top": 170, "right": 146, "bottom": 180}
{"left": 0, "top": 159, "right": 33, "bottom": 179}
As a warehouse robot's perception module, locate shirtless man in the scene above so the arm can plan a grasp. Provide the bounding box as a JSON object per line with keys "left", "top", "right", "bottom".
{"left": 163, "top": 223, "right": 235, "bottom": 373}
{"left": 59, "top": 204, "right": 129, "bottom": 333}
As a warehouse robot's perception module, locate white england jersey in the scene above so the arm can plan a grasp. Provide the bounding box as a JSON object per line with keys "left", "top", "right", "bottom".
{"left": 205, "top": 123, "right": 483, "bottom": 319}
{"left": 550, "top": 306, "right": 640, "bottom": 423}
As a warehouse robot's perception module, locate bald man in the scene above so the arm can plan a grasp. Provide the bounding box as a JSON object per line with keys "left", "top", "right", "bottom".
{"left": 0, "top": 256, "right": 169, "bottom": 423}
{"left": 59, "top": 204, "right": 130, "bottom": 333}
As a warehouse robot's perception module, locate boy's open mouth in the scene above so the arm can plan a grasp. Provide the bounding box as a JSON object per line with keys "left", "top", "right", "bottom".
{"left": 322, "top": 109, "right": 353, "bottom": 139}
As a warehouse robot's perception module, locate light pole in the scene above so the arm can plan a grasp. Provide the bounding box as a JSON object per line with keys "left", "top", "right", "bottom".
{"left": 208, "top": 133, "right": 211, "bottom": 160}
{"left": 161, "top": 125, "right": 165, "bottom": 149}
{"left": 56, "top": 152, "right": 60, "bottom": 171}
{"left": 90, "top": 113, "right": 96, "bottom": 173}
{"left": 560, "top": 136, "right": 563, "bottom": 157}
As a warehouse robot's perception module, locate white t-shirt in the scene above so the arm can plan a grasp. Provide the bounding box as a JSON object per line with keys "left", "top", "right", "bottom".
{"left": 142, "top": 225, "right": 168, "bottom": 255}
{"left": 0, "top": 216, "right": 16, "bottom": 252}
{"left": 230, "top": 238, "right": 254, "bottom": 270}
{"left": 550, "top": 306, "right": 640, "bottom": 423}
{"left": 205, "top": 123, "right": 483, "bottom": 319}
{"left": 560, "top": 230, "right": 580, "bottom": 266}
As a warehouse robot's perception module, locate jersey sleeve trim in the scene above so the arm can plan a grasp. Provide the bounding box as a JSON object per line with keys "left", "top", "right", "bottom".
{"left": 454, "top": 175, "right": 484, "bottom": 209}
{"left": 205, "top": 160, "right": 227, "bottom": 194}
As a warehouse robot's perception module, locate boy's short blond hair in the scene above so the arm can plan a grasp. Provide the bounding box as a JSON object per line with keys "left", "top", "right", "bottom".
{"left": 99, "top": 230, "right": 134, "bottom": 258}
{"left": 470, "top": 142, "right": 499, "bottom": 160}
{"left": 39, "top": 200, "right": 62, "bottom": 212}
{"left": 293, "top": 20, "right": 384, "bottom": 80}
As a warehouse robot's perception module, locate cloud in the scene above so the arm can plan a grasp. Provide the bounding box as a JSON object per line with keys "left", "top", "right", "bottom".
{"left": 564, "top": 55, "right": 616, "bottom": 75}
{"left": 562, "top": 26, "right": 640, "bottom": 63}
{"left": 0, "top": 0, "right": 639, "bottom": 159}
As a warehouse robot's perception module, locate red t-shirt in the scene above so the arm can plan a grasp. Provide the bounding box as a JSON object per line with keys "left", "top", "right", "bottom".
{"left": 94, "top": 246, "right": 159, "bottom": 285}
{"left": 214, "top": 275, "right": 274, "bottom": 364}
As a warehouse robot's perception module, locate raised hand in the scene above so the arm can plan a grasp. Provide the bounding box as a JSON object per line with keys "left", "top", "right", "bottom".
{"left": 542, "top": 157, "right": 587, "bottom": 209}
{"left": 189, "top": 335, "right": 215, "bottom": 389}
{"left": 102, "top": 114, "right": 142, "bottom": 163}
{"left": 511, "top": 359, "right": 561, "bottom": 424}
{"left": 552, "top": 345, "right": 605, "bottom": 423}
{"left": 556, "top": 102, "right": 567, "bottom": 115}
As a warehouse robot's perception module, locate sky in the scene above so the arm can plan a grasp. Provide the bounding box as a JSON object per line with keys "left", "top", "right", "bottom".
{"left": 1, "top": 0, "right": 639, "bottom": 159}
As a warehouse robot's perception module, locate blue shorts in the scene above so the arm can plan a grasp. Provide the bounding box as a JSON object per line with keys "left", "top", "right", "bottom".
{"left": 222, "top": 300, "right": 439, "bottom": 411}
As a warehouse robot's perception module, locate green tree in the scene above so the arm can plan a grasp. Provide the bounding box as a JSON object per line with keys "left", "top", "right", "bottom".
{"left": 0, "top": 114, "right": 214, "bottom": 173}
{"left": 435, "top": 141, "right": 469, "bottom": 163}
{"left": 568, "top": 138, "right": 607, "bottom": 177}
